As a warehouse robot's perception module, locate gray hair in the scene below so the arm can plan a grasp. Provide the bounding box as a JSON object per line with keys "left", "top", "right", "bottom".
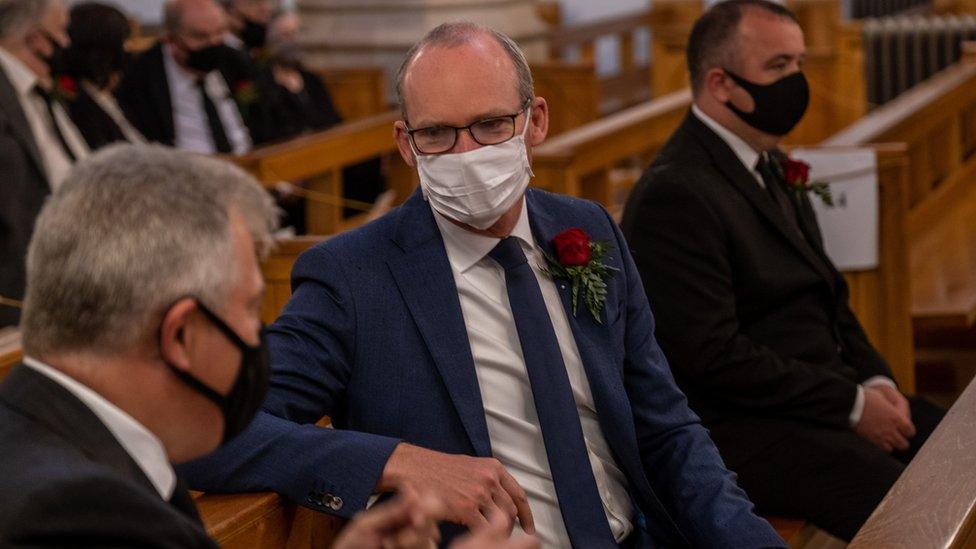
{"left": 0, "top": 0, "right": 48, "bottom": 40}
{"left": 21, "top": 144, "right": 279, "bottom": 358}
{"left": 395, "top": 21, "right": 534, "bottom": 124}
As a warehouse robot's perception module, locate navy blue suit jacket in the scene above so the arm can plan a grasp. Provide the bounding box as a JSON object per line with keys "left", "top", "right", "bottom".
{"left": 181, "top": 188, "right": 784, "bottom": 548}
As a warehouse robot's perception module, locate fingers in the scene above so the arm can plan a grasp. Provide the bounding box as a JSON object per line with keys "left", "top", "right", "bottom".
{"left": 887, "top": 429, "right": 910, "bottom": 452}
{"left": 491, "top": 490, "right": 518, "bottom": 530}
{"left": 498, "top": 471, "right": 535, "bottom": 534}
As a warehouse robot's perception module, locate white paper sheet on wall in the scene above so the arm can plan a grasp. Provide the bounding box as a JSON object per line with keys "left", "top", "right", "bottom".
{"left": 789, "top": 148, "right": 879, "bottom": 271}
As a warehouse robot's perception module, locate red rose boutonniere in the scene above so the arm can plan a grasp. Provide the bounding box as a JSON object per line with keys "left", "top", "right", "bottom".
{"left": 781, "top": 158, "right": 833, "bottom": 207}
{"left": 542, "top": 228, "right": 619, "bottom": 323}
{"left": 52, "top": 74, "right": 77, "bottom": 103}
{"left": 233, "top": 80, "right": 259, "bottom": 106}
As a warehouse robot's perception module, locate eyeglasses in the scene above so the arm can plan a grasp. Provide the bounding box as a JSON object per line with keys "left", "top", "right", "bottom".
{"left": 407, "top": 99, "right": 531, "bottom": 155}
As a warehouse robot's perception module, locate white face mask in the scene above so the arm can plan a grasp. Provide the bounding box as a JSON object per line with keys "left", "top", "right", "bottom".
{"left": 412, "top": 106, "right": 534, "bottom": 230}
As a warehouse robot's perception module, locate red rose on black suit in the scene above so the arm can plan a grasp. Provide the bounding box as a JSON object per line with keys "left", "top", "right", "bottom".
{"left": 785, "top": 159, "right": 811, "bottom": 187}
{"left": 553, "top": 228, "right": 591, "bottom": 266}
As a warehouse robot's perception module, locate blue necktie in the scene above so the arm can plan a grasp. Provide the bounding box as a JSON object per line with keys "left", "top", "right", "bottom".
{"left": 489, "top": 237, "right": 617, "bottom": 548}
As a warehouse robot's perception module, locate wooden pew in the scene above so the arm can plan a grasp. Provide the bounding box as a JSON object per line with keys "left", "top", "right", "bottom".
{"left": 311, "top": 67, "right": 388, "bottom": 121}
{"left": 235, "top": 110, "right": 414, "bottom": 236}
{"left": 0, "top": 328, "right": 21, "bottom": 382}
{"left": 195, "top": 491, "right": 345, "bottom": 548}
{"left": 530, "top": 60, "right": 601, "bottom": 136}
{"left": 848, "top": 373, "right": 976, "bottom": 548}
{"left": 823, "top": 45, "right": 976, "bottom": 342}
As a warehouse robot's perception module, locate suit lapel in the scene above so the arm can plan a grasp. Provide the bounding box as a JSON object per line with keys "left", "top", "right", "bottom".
{"left": 685, "top": 115, "right": 837, "bottom": 290}
{"left": 525, "top": 192, "right": 643, "bottom": 475}
{"left": 150, "top": 45, "right": 176, "bottom": 145}
{"left": 0, "top": 365, "right": 157, "bottom": 496}
{"left": 387, "top": 193, "right": 492, "bottom": 457}
{"left": 0, "top": 66, "right": 50, "bottom": 187}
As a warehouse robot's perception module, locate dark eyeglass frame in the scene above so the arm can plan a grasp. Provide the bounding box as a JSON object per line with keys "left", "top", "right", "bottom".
{"left": 406, "top": 98, "right": 533, "bottom": 155}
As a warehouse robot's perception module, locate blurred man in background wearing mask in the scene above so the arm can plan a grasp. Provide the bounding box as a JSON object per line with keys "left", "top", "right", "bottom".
{"left": 0, "top": 0, "right": 89, "bottom": 328}
{"left": 223, "top": 0, "right": 274, "bottom": 55}
{"left": 621, "top": 0, "right": 945, "bottom": 540}
{"left": 180, "top": 21, "right": 784, "bottom": 549}
{"left": 117, "top": 0, "right": 276, "bottom": 154}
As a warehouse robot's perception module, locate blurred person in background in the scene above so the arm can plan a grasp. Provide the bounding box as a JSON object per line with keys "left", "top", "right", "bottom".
{"left": 0, "top": 0, "right": 88, "bottom": 328}
{"left": 62, "top": 2, "right": 146, "bottom": 150}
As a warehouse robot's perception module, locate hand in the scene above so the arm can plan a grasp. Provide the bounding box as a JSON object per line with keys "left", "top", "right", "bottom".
{"left": 855, "top": 386, "right": 916, "bottom": 452}
{"left": 872, "top": 383, "right": 913, "bottom": 425}
{"left": 450, "top": 507, "right": 541, "bottom": 549}
{"left": 332, "top": 488, "right": 442, "bottom": 549}
{"left": 378, "top": 444, "right": 535, "bottom": 535}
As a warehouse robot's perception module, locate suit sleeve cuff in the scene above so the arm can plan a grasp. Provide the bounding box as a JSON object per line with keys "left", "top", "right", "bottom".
{"left": 849, "top": 384, "right": 865, "bottom": 428}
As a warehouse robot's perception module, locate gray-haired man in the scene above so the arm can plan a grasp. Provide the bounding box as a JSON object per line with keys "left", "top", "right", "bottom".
{"left": 0, "top": 0, "right": 89, "bottom": 327}
{"left": 0, "top": 144, "right": 274, "bottom": 545}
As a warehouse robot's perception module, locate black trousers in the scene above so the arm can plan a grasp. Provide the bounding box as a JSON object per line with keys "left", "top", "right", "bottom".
{"left": 731, "top": 397, "right": 945, "bottom": 541}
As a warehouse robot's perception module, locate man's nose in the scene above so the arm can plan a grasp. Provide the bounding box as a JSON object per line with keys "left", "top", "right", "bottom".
{"left": 451, "top": 128, "right": 481, "bottom": 154}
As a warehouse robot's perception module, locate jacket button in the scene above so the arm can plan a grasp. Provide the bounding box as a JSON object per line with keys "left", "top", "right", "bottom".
{"left": 326, "top": 494, "right": 343, "bottom": 510}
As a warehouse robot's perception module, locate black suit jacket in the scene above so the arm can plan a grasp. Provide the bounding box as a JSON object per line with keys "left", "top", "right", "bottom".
{"left": 67, "top": 84, "right": 128, "bottom": 151}
{"left": 0, "top": 365, "right": 216, "bottom": 548}
{"left": 0, "top": 67, "right": 50, "bottom": 328}
{"left": 620, "top": 113, "right": 893, "bottom": 468}
{"left": 116, "top": 43, "right": 278, "bottom": 149}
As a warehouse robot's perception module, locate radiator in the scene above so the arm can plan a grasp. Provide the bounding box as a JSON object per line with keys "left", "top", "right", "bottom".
{"left": 863, "top": 15, "right": 976, "bottom": 106}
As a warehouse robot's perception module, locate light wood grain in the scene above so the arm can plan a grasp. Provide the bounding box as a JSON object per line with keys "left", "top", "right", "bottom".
{"left": 849, "top": 375, "right": 976, "bottom": 548}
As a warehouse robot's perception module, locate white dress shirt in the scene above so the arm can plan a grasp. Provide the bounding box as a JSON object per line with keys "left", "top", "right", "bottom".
{"left": 162, "top": 44, "right": 251, "bottom": 155}
{"left": 0, "top": 47, "right": 89, "bottom": 190}
{"left": 690, "top": 104, "right": 897, "bottom": 425}
{"left": 80, "top": 80, "right": 146, "bottom": 144}
{"left": 432, "top": 200, "right": 633, "bottom": 548}
{"left": 22, "top": 356, "right": 176, "bottom": 500}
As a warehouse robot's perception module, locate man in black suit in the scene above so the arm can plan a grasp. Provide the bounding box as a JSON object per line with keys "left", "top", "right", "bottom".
{"left": 116, "top": 0, "right": 277, "bottom": 154}
{"left": 0, "top": 0, "right": 88, "bottom": 327}
{"left": 621, "top": 0, "right": 945, "bottom": 541}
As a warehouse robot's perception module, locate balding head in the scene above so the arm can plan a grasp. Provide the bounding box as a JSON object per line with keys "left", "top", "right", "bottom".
{"left": 395, "top": 22, "right": 533, "bottom": 124}
{"left": 164, "top": 0, "right": 225, "bottom": 37}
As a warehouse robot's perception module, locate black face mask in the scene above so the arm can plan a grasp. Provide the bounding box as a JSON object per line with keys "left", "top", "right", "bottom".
{"left": 184, "top": 43, "right": 226, "bottom": 73}
{"left": 723, "top": 69, "right": 810, "bottom": 136}
{"left": 40, "top": 30, "right": 67, "bottom": 75}
{"left": 162, "top": 301, "right": 271, "bottom": 444}
{"left": 241, "top": 18, "right": 268, "bottom": 50}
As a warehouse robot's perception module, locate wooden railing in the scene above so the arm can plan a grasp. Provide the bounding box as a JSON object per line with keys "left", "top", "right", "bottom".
{"left": 312, "top": 66, "right": 388, "bottom": 121}
{"left": 849, "top": 373, "right": 976, "bottom": 548}
{"left": 261, "top": 236, "right": 328, "bottom": 324}
{"left": 0, "top": 328, "right": 21, "bottom": 382}
{"left": 824, "top": 45, "right": 976, "bottom": 337}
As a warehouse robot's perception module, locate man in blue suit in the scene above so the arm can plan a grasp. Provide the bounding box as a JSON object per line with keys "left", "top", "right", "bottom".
{"left": 182, "top": 21, "right": 785, "bottom": 548}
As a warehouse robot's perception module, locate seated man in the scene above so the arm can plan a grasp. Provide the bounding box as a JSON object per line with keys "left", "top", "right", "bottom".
{"left": 0, "top": 144, "right": 278, "bottom": 545}
{"left": 0, "top": 0, "right": 88, "bottom": 327}
{"left": 117, "top": 0, "right": 276, "bottom": 153}
{"left": 0, "top": 143, "right": 526, "bottom": 549}
{"left": 620, "top": 0, "right": 945, "bottom": 541}
{"left": 181, "top": 21, "right": 785, "bottom": 548}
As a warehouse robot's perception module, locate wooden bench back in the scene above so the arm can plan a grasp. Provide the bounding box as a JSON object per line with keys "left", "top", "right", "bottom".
{"left": 0, "top": 328, "right": 21, "bottom": 383}
{"left": 261, "top": 236, "right": 329, "bottom": 324}
{"left": 849, "top": 372, "right": 976, "bottom": 547}
{"left": 311, "top": 66, "right": 388, "bottom": 121}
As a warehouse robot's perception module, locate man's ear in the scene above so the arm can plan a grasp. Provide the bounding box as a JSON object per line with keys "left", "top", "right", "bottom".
{"left": 704, "top": 67, "right": 735, "bottom": 104}
{"left": 159, "top": 298, "right": 199, "bottom": 374}
{"left": 393, "top": 120, "right": 416, "bottom": 168}
{"left": 526, "top": 97, "right": 549, "bottom": 147}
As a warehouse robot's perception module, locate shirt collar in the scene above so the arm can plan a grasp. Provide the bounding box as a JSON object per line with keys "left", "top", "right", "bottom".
{"left": 691, "top": 104, "right": 762, "bottom": 174}
{"left": 432, "top": 197, "right": 535, "bottom": 274}
{"left": 22, "top": 356, "right": 177, "bottom": 500}
{"left": 0, "top": 47, "right": 39, "bottom": 96}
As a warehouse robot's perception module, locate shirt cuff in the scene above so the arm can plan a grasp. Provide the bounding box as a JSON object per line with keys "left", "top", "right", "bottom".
{"left": 849, "top": 377, "right": 897, "bottom": 427}
{"left": 863, "top": 375, "right": 897, "bottom": 390}
{"left": 849, "top": 385, "right": 866, "bottom": 428}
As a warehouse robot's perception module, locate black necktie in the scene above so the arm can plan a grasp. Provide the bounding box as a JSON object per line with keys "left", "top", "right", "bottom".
{"left": 756, "top": 153, "right": 800, "bottom": 231}
{"left": 169, "top": 477, "right": 203, "bottom": 523}
{"left": 32, "top": 85, "right": 77, "bottom": 161}
{"left": 196, "top": 79, "right": 232, "bottom": 154}
{"left": 488, "top": 237, "right": 618, "bottom": 548}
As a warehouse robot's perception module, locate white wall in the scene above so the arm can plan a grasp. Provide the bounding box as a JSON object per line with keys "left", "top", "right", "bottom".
{"left": 70, "top": 0, "right": 297, "bottom": 25}
{"left": 558, "top": 0, "right": 650, "bottom": 24}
